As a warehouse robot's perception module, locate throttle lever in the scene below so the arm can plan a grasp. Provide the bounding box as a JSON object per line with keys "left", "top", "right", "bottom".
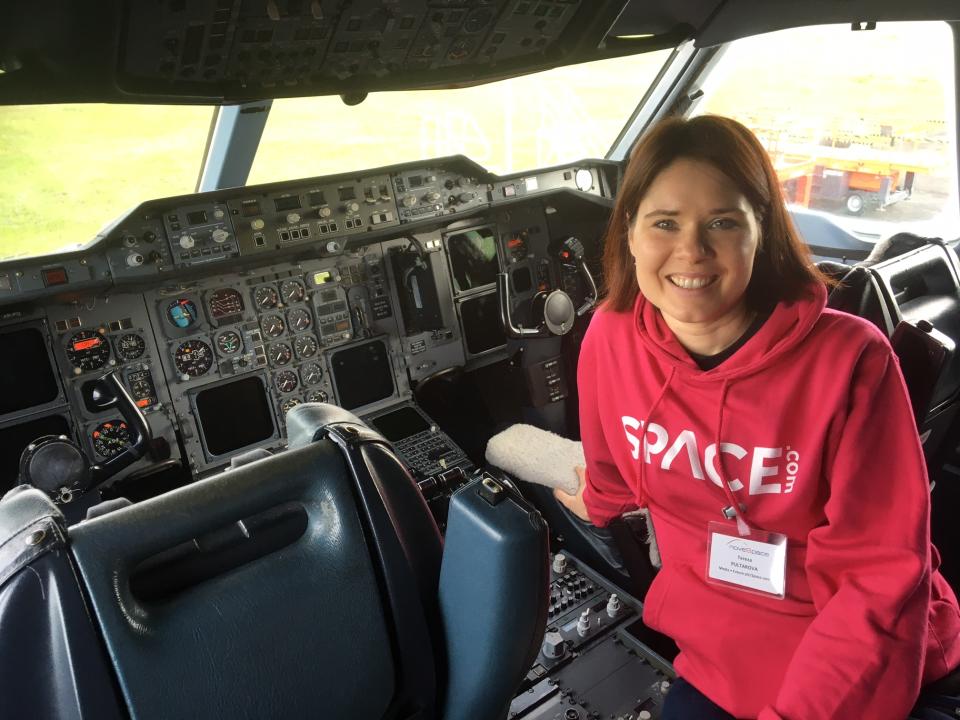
{"left": 551, "top": 236, "right": 597, "bottom": 317}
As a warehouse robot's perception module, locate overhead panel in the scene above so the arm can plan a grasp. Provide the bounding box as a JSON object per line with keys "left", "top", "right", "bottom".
{"left": 121, "top": 0, "right": 583, "bottom": 96}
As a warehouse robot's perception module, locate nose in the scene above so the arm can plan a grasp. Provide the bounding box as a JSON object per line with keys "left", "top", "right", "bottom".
{"left": 673, "top": 225, "right": 712, "bottom": 260}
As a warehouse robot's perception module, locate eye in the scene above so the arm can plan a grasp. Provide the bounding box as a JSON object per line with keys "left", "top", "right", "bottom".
{"left": 653, "top": 219, "right": 678, "bottom": 230}
{"left": 708, "top": 217, "right": 739, "bottom": 230}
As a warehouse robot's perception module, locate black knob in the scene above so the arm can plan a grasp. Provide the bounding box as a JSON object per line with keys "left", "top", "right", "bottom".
{"left": 19, "top": 435, "right": 90, "bottom": 496}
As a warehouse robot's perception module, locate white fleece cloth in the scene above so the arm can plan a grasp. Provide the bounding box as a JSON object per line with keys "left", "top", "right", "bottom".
{"left": 484, "top": 423, "right": 584, "bottom": 495}
{"left": 484, "top": 423, "right": 660, "bottom": 568}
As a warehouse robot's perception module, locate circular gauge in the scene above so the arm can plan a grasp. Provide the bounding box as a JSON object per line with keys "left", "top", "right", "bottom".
{"left": 281, "top": 398, "right": 302, "bottom": 415}
{"left": 166, "top": 298, "right": 199, "bottom": 329}
{"left": 306, "top": 389, "right": 328, "bottom": 403}
{"left": 115, "top": 333, "right": 145, "bottom": 361}
{"left": 67, "top": 330, "right": 111, "bottom": 371}
{"left": 301, "top": 362, "right": 323, "bottom": 385}
{"left": 92, "top": 420, "right": 132, "bottom": 459}
{"left": 294, "top": 334, "right": 318, "bottom": 358}
{"left": 216, "top": 330, "right": 242, "bottom": 355}
{"left": 280, "top": 279, "right": 305, "bottom": 304}
{"left": 261, "top": 314, "right": 285, "bottom": 338}
{"left": 287, "top": 307, "right": 312, "bottom": 332}
{"left": 254, "top": 286, "right": 279, "bottom": 310}
{"left": 209, "top": 288, "right": 245, "bottom": 320}
{"left": 575, "top": 168, "right": 593, "bottom": 192}
{"left": 173, "top": 340, "right": 214, "bottom": 378}
{"left": 274, "top": 370, "right": 299, "bottom": 394}
{"left": 269, "top": 342, "right": 292, "bottom": 366}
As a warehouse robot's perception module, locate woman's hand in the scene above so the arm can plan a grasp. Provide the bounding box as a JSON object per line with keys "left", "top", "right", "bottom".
{"left": 553, "top": 465, "right": 591, "bottom": 522}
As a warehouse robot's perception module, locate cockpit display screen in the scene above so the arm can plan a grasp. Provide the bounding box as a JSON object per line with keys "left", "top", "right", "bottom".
{"left": 370, "top": 406, "right": 430, "bottom": 442}
{"left": 195, "top": 375, "right": 275, "bottom": 456}
{"left": 446, "top": 228, "right": 500, "bottom": 295}
{"left": 460, "top": 293, "right": 506, "bottom": 356}
{"left": 0, "top": 327, "right": 60, "bottom": 415}
{"left": 331, "top": 339, "right": 394, "bottom": 410}
{"left": 274, "top": 195, "right": 301, "bottom": 212}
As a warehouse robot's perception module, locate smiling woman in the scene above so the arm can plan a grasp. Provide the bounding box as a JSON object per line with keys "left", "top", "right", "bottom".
{"left": 555, "top": 114, "right": 960, "bottom": 719}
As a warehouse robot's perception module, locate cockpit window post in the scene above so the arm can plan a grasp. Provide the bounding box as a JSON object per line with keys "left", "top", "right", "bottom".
{"left": 197, "top": 101, "right": 273, "bottom": 193}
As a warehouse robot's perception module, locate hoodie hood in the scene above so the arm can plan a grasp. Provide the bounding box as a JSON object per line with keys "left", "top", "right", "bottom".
{"left": 633, "top": 282, "right": 828, "bottom": 382}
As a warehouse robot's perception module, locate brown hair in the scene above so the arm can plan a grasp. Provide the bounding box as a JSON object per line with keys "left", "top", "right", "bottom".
{"left": 601, "top": 114, "right": 833, "bottom": 312}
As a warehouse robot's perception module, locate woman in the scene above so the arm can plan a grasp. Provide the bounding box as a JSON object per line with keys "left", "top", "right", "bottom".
{"left": 554, "top": 115, "right": 960, "bottom": 719}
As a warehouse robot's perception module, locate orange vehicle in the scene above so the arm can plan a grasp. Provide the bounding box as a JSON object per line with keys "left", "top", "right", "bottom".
{"left": 775, "top": 150, "right": 925, "bottom": 215}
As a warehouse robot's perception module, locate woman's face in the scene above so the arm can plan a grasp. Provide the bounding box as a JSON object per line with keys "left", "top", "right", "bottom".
{"left": 628, "top": 157, "right": 761, "bottom": 332}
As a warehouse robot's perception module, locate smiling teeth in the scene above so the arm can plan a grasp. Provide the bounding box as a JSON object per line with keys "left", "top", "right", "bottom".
{"left": 670, "top": 276, "right": 713, "bottom": 289}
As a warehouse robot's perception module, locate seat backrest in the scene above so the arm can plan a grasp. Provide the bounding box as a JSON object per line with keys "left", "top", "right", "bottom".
{"left": 0, "top": 403, "right": 549, "bottom": 720}
{"left": 0, "top": 486, "right": 125, "bottom": 720}
{"left": 69, "top": 436, "right": 406, "bottom": 720}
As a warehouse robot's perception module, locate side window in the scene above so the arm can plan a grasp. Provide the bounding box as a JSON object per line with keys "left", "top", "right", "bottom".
{"left": 694, "top": 22, "right": 958, "bottom": 241}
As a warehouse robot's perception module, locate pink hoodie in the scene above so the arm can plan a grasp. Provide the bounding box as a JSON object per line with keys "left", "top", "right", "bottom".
{"left": 579, "top": 282, "right": 960, "bottom": 719}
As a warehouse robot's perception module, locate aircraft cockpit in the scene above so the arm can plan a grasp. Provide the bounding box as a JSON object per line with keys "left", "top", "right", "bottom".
{"left": 2, "top": 2, "right": 960, "bottom": 719}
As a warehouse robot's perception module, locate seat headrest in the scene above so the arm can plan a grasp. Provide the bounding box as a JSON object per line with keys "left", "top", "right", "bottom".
{"left": 286, "top": 402, "right": 374, "bottom": 447}
{"left": 864, "top": 232, "right": 942, "bottom": 266}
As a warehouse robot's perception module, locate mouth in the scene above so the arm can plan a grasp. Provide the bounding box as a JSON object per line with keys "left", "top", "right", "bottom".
{"left": 667, "top": 274, "right": 717, "bottom": 290}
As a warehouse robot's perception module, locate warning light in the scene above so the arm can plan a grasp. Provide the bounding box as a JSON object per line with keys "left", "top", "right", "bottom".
{"left": 312, "top": 270, "right": 333, "bottom": 285}
{"left": 136, "top": 398, "right": 152, "bottom": 408}
{"left": 42, "top": 267, "right": 68, "bottom": 287}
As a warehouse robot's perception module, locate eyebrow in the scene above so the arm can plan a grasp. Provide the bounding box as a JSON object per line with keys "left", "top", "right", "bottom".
{"left": 642, "top": 207, "right": 746, "bottom": 218}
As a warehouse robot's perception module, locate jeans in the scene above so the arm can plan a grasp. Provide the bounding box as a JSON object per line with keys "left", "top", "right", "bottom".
{"left": 661, "top": 677, "right": 735, "bottom": 720}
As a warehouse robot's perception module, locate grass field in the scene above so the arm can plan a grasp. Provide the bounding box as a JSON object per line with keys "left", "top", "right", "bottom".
{"left": 0, "top": 21, "right": 956, "bottom": 261}
{"left": 0, "top": 52, "right": 668, "bottom": 260}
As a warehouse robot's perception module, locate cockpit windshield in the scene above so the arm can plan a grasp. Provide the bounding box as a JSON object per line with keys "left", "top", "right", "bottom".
{"left": 0, "top": 51, "right": 669, "bottom": 263}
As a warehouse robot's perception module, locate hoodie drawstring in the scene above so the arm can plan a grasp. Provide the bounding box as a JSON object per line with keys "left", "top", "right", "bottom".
{"left": 714, "top": 379, "right": 752, "bottom": 536}
{"left": 638, "top": 366, "right": 677, "bottom": 505}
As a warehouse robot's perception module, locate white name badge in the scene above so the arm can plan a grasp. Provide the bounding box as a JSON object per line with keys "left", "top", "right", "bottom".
{"left": 706, "top": 521, "right": 787, "bottom": 599}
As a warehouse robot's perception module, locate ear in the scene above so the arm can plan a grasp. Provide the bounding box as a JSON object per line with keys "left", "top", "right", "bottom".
{"left": 625, "top": 215, "right": 640, "bottom": 260}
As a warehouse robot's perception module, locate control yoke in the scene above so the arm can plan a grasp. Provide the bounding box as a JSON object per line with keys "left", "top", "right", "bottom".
{"left": 497, "top": 236, "right": 598, "bottom": 339}
{"left": 18, "top": 370, "right": 153, "bottom": 503}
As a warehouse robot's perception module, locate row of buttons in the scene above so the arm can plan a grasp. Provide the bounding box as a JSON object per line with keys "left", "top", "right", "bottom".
{"left": 402, "top": 204, "right": 444, "bottom": 217}
{"left": 179, "top": 245, "right": 231, "bottom": 260}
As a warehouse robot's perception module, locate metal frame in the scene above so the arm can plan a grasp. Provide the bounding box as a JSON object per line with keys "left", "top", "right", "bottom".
{"left": 196, "top": 101, "right": 273, "bottom": 192}
{"left": 605, "top": 40, "right": 715, "bottom": 161}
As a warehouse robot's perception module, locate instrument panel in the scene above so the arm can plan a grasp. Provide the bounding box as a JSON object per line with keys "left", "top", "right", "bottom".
{"left": 0, "top": 155, "right": 614, "bottom": 494}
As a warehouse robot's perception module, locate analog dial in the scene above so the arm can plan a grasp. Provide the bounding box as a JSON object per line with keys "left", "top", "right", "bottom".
{"left": 254, "top": 285, "right": 279, "bottom": 310}
{"left": 209, "top": 288, "right": 245, "bottom": 319}
{"left": 261, "top": 314, "right": 285, "bottom": 338}
{"left": 127, "top": 369, "right": 157, "bottom": 408}
{"left": 274, "top": 370, "right": 299, "bottom": 394}
{"left": 92, "top": 420, "right": 132, "bottom": 459}
{"left": 166, "top": 298, "right": 199, "bottom": 329}
{"left": 301, "top": 362, "right": 323, "bottom": 385}
{"left": 173, "top": 340, "right": 214, "bottom": 377}
{"left": 281, "top": 398, "right": 302, "bottom": 415}
{"left": 280, "top": 279, "right": 305, "bottom": 304}
{"left": 115, "top": 333, "right": 146, "bottom": 361}
{"left": 306, "top": 390, "right": 328, "bottom": 403}
{"left": 294, "top": 334, "right": 318, "bottom": 358}
{"left": 269, "top": 342, "right": 292, "bottom": 366}
{"left": 67, "top": 330, "right": 111, "bottom": 371}
{"left": 216, "top": 330, "right": 242, "bottom": 355}
{"left": 287, "top": 307, "right": 312, "bottom": 332}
